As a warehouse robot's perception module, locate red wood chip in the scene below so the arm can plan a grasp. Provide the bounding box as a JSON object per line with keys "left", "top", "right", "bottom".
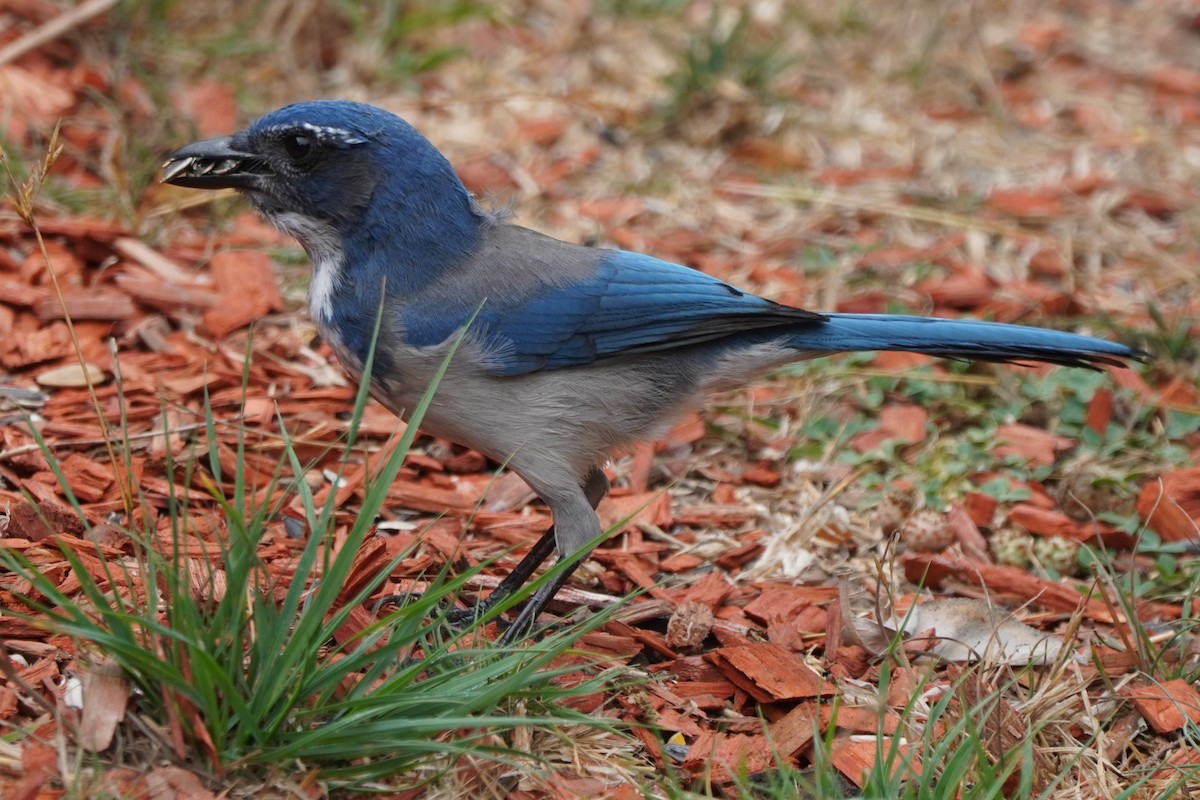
{"left": 830, "top": 736, "right": 918, "bottom": 787}
{"left": 709, "top": 642, "right": 837, "bottom": 703}
{"left": 0, "top": 6, "right": 1191, "bottom": 791}
{"left": 201, "top": 250, "right": 284, "bottom": 337}
{"left": 597, "top": 491, "right": 672, "bottom": 532}
{"left": 904, "top": 553, "right": 1112, "bottom": 619}
{"left": 0, "top": 277, "right": 50, "bottom": 307}
{"left": 743, "top": 592, "right": 808, "bottom": 627}
{"left": 1124, "top": 679, "right": 1200, "bottom": 734}
{"left": 57, "top": 453, "right": 115, "bottom": 503}
{"left": 961, "top": 492, "right": 998, "bottom": 528}
{"left": 1138, "top": 467, "right": 1200, "bottom": 543}
{"left": 993, "top": 423, "right": 1075, "bottom": 467}
{"left": 1086, "top": 387, "right": 1114, "bottom": 433}
{"left": 988, "top": 187, "right": 1066, "bottom": 218}
{"left": 742, "top": 584, "right": 836, "bottom": 624}
{"left": 679, "top": 571, "right": 733, "bottom": 607}
{"left": 35, "top": 289, "right": 135, "bottom": 321}
{"left": 0, "top": 321, "right": 73, "bottom": 368}
{"left": 917, "top": 269, "right": 994, "bottom": 309}
{"left": 948, "top": 502, "right": 991, "bottom": 562}
{"left": 1007, "top": 504, "right": 1082, "bottom": 539}
{"left": 1152, "top": 65, "right": 1200, "bottom": 95}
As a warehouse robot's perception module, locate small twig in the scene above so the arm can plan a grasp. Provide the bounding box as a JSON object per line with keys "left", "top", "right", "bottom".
{"left": 142, "top": 189, "right": 240, "bottom": 218}
{"left": 111, "top": 238, "right": 199, "bottom": 283}
{"left": 789, "top": 464, "right": 872, "bottom": 545}
{"left": 0, "top": 0, "right": 120, "bottom": 68}
{"left": 0, "top": 410, "right": 383, "bottom": 461}
{"left": 0, "top": 420, "right": 209, "bottom": 460}
{"left": 458, "top": 573, "right": 644, "bottom": 613}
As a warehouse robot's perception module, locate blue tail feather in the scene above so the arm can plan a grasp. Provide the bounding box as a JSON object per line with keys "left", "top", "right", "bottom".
{"left": 787, "top": 314, "right": 1142, "bottom": 369}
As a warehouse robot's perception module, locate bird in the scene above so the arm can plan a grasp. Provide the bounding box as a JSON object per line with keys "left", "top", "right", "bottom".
{"left": 162, "top": 99, "right": 1142, "bottom": 640}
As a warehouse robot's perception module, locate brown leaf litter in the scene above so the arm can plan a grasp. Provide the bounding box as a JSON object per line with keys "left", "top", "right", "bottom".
{"left": 1, "top": 0, "right": 1200, "bottom": 797}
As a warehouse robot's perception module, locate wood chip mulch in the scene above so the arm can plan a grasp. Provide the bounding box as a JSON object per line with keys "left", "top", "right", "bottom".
{"left": 2, "top": 0, "right": 1200, "bottom": 797}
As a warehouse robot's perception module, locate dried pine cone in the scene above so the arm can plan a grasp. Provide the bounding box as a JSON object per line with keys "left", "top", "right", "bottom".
{"left": 1032, "top": 535, "right": 1081, "bottom": 575}
{"left": 990, "top": 526, "right": 1035, "bottom": 567}
{"left": 900, "top": 509, "right": 955, "bottom": 553}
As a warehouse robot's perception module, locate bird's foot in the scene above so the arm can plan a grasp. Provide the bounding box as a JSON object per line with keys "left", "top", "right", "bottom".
{"left": 373, "top": 591, "right": 509, "bottom": 632}
{"left": 443, "top": 601, "right": 506, "bottom": 629}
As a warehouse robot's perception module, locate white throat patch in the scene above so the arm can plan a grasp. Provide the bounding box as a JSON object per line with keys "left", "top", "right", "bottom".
{"left": 267, "top": 211, "right": 345, "bottom": 326}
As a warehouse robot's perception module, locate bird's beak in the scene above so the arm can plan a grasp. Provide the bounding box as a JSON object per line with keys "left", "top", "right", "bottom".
{"left": 161, "top": 135, "right": 271, "bottom": 190}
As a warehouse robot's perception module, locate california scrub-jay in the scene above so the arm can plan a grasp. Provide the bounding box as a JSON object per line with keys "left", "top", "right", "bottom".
{"left": 163, "top": 100, "right": 1140, "bottom": 638}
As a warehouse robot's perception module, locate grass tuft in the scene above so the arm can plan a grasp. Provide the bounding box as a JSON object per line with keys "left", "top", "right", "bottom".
{"left": 0, "top": 318, "right": 631, "bottom": 792}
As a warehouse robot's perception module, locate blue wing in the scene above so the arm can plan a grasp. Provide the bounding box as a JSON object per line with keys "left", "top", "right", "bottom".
{"left": 402, "top": 249, "right": 823, "bottom": 376}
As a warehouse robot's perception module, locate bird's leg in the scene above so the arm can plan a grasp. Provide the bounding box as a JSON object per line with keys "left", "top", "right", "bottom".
{"left": 497, "top": 555, "right": 587, "bottom": 645}
{"left": 383, "top": 467, "right": 609, "bottom": 632}
{"left": 443, "top": 466, "right": 610, "bottom": 628}
{"left": 443, "top": 524, "right": 557, "bottom": 623}
{"left": 374, "top": 518, "right": 557, "bottom": 622}
{"left": 374, "top": 465, "right": 604, "bottom": 628}
{"left": 495, "top": 467, "right": 611, "bottom": 643}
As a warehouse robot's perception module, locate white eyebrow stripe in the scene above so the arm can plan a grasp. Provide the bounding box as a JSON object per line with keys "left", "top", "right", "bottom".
{"left": 259, "top": 122, "right": 370, "bottom": 146}
{"left": 297, "top": 122, "right": 369, "bottom": 144}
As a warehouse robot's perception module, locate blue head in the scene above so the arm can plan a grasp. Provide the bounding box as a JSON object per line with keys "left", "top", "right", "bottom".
{"left": 164, "top": 100, "right": 494, "bottom": 372}
{"left": 163, "top": 100, "right": 485, "bottom": 294}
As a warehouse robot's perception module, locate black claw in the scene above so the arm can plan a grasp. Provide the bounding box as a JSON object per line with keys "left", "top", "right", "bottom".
{"left": 372, "top": 501, "right": 600, "bottom": 645}
{"left": 375, "top": 592, "right": 483, "bottom": 628}
{"left": 373, "top": 592, "right": 421, "bottom": 612}
{"left": 443, "top": 604, "right": 490, "bottom": 628}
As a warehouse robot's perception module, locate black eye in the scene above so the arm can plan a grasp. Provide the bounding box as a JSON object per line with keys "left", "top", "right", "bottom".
{"left": 282, "top": 133, "right": 318, "bottom": 165}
